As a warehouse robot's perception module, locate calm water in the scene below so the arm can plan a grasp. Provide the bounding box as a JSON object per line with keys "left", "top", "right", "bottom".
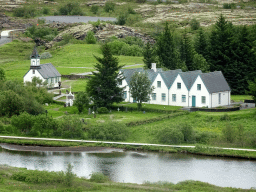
{"left": 0, "top": 145, "right": 256, "bottom": 189}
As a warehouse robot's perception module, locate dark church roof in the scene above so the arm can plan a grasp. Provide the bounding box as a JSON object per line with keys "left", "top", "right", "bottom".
{"left": 37, "top": 63, "right": 61, "bottom": 78}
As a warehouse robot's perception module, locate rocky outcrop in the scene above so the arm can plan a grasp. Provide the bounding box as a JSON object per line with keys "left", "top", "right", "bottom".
{"left": 86, "top": 0, "right": 107, "bottom": 7}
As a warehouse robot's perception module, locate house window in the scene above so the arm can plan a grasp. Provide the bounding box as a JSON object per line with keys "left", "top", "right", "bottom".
{"left": 51, "top": 78, "right": 53, "bottom": 84}
{"left": 118, "top": 80, "right": 122, "bottom": 85}
{"left": 33, "top": 70, "right": 35, "bottom": 74}
{"left": 202, "top": 96, "right": 206, "bottom": 104}
{"left": 182, "top": 95, "right": 186, "bottom": 102}
{"left": 197, "top": 84, "right": 201, "bottom": 90}
{"left": 123, "top": 91, "right": 127, "bottom": 99}
{"left": 219, "top": 93, "right": 221, "bottom": 104}
{"left": 157, "top": 81, "right": 161, "bottom": 88}
{"left": 177, "top": 83, "right": 181, "bottom": 89}
{"left": 162, "top": 93, "right": 166, "bottom": 102}
{"left": 172, "top": 94, "right": 176, "bottom": 102}
{"left": 152, "top": 93, "right": 156, "bottom": 100}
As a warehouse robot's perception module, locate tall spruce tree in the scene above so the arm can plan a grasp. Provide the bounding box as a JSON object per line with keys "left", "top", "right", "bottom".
{"left": 180, "top": 29, "right": 195, "bottom": 71}
{"left": 156, "top": 22, "right": 179, "bottom": 69}
{"left": 143, "top": 42, "right": 155, "bottom": 69}
{"left": 208, "top": 14, "right": 235, "bottom": 92}
{"left": 194, "top": 27, "right": 208, "bottom": 59}
{"left": 86, "top": 43, "right": 124, "bottom": 108}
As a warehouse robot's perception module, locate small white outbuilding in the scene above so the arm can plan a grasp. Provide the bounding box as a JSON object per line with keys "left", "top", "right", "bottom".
{"left": 23, "top": 47, "right": 61, "bottom": 88}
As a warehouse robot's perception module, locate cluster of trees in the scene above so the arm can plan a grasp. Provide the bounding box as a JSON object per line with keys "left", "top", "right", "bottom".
{"left": 0, "top": 69, "right": 53, "bottom": 117}
{"left": 144, "top": 15, "right": 256, "bottom": 95}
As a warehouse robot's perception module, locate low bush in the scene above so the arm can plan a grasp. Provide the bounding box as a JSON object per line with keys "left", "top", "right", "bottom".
{"left": 40, "top": 52, "right": 52, "bottom": 59}
{"left": 223, "top": 3, "right": 236, "bottom": 9}
{"left": 25, "top": 25, "right": 58, "bottom": 40}
{"left": 59, "top": 2, "right": 83, "bottom": 15}
{"left": 128, "top": 7, "right": 136, "bottom": 14}
{"left": 42, "top": 7, "right": 50, "bottom": 15}
{"left": 0, "top": 122, "right": 5, "bottom": 133}
{"left": 85, "top": 31, "right": 97, "bottom": 44}
{"left": 97, "top": 107, "right": 109, "bottom": 114}
{"left": 222, "top": 124, "right": 235, "bottom": 143}
{"left": 190, "top": 18, "right": 200, "bottom": 31}
{"left": 195, "top": 131, "right": 217, "bottom": 144}
{"left": 179, "top": 123, "right": 195, "bottom": 143}
{"left": 157, "top": 127, "right": 184, "bottom": 144}
{"left": 91, "top": 5, "right": 99, "bottom": 14}
{"left": 104, "top": 2, "right": 115, "bottom": 12}
{"left": 88, "top": 121, "right": 129, "bottom": 141}
{"left": 220, "top": 114, "right": 231, "bottom": 121}
{"left": 13, "top": 6, "right": 36, "bottom": 18}
{"left": 11, "top": 112, "right": 35, "bottom": 134}
{"left": 89, "top": 172, "right": 109, "bottom": 183}
{"left": 116, "top": 14, "right": 127, "bottom": 25}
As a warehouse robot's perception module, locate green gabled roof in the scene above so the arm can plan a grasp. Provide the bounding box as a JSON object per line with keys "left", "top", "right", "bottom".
{"left": 199, "top": 71, "right": 231, "bottom": 93}
{"left": 179, "top": 70, "right": 202, "bottom": 91}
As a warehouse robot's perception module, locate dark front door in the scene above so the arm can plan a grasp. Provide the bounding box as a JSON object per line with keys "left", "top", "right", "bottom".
{"left": 192, "top": 96, "right": 196, "bottom": 107}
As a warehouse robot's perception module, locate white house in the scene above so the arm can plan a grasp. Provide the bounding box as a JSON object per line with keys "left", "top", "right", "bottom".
{"left": 119, "top": 64, "right": 231, "bottom": 108}
{"left": 23, "top": 47, "right": 61, "bottom": 88}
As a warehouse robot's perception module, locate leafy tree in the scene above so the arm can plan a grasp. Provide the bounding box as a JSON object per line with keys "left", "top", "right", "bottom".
{"left": 0, "top": 67, "right": 6, "bottom": 82}
{"left": 143, "top": 42, "right": 156, "bottom": 69}
{"left": 129, "top": 72, "right": 154, "bottom": 110}
{"left": 85, "top": 31, "right": 96, "bottom": 44}
{"left": 104, "top": 2, "right": 115, "bottom": 12}
{"left": 57, "top": 116, "right": 84, "bottom": 138}
{"left": 11, "top": 112, "right": 35, "bottom": 134}
{"left": 247, "top": 78, "right": 256, "bottom": 102}
{"left": 91, "top": 5, "right": 99, "bottom": 14}
{"left": 86, "top": 43, "right": 124, "bottom": 108}
{"left": 192, "top": 53, "right": 209, "bottom": 72}
{"left": 180, "top": 29, "right": 195, "bottom": 71}
{"left": 73, "top": 92, "right": 90, "bottom": 113}
{"left": 190, "top": 18, "right": 200, "bottom": 31}
{"left": 65, "top": 163, "right": 76, "bottom": 187}
{"left": 156, "top": 22, "right": 179, "bottom": 69}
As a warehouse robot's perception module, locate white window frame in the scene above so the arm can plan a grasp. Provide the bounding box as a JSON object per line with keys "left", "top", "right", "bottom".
{"left": 177, "top": 82, "right": 181, "bottom": 89}
{"left": 157, "top": 81, "right": 161, "bottom": 88}
{"left": 197, "top": 84, "right": 201, "bottom": 91}
{"left": 202, "top": 96, "right": 206, "bottom": 104}
{"left": 182, "top": 95, "right": 186, "bottom": 102}
{"left": 172, "top": 94, "right": 176, "bottom": 102}
{"left": 152, "top": 93, "right": 156, "bottom": 100}
{"left": 162, "top": 93, "right": 166, "bottom": 102}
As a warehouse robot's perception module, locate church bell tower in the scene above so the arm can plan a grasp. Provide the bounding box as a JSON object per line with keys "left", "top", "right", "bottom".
{"left": 30, "top": 46, "right": 41, "bottom": 69}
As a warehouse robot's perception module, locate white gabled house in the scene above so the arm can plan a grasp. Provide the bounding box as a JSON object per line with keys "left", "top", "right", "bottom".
{"left": 119, "top": 63, "right": 231, "bottom": 108}
{"left": 23, "top": 47, "right": 61, "bottom": 88}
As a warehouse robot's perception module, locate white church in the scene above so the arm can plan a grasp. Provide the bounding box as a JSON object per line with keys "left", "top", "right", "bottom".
{"left": 23, "top": 47, "right": 61, "bottom": 88}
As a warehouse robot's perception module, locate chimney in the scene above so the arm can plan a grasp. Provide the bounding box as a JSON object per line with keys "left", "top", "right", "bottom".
{"left": 151, "top": 63, "right": 156, "bottom": 72}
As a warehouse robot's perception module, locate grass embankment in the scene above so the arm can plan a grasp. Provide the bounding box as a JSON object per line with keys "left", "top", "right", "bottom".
{"left": 1, "top": 165, "right": 253, "bottom": 192}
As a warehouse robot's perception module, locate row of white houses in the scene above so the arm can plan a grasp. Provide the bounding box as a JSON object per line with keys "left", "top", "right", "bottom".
{"left": 119, "top": 63, "right": 231, "bottom": 108}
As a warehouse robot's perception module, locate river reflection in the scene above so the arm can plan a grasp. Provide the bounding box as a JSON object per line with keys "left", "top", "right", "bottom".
{"left": 0, "top": 145, "right": 256, "bottom": 189}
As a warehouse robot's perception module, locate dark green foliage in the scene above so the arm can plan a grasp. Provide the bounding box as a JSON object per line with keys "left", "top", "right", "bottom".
{"left": 195, "top": 131, "right": 217, "bottom": 144}
{"left": 223, "top": 3, "right": 236, "bottom": 9}
{"left": 65, "top": 163, "right": 76, "bottom": 187}
{"left": 128, "top": 7, "right": 136, "bottom": 14}
{"left": 143, "top": 42, "right": 156, "bottom": 69}
{"left": 0, "top": 90, "right": 24, "bottom": 117}
{"left": 59, "top": 2, "right": 83, "bottom": 15}
{"left": 194, "top": 27, "right": 209, "bottom": 59}
{"left": 136, "top": 0, "right": 146, "bottom": 2}
{"left": 179, "top": 123, "right": 195, "bottom": 143}
{"left": 192, "top": 53, "right": 209, "bottom": 73}
{"left": 104, "top": 2, "right": 115, "bottom": 12}
{"left": 31, "top": 115, "right": 57, "bottom": 137}
{"left": 13, "top": 6, "right": 36, "bottom": 18}
{"left": 73, "top": 92, "right": 90, "bottom": 113}
{"left": 247, "top": 78, "right": 256, "bottom": 102}
{"left": 42, "top": 7, "right": 50, "bottom": 15}
{"left": 88, "top": 121, "right": 129, "bottom": 141}
{"left": 0, "top": 122, "right": 5, "bottom": 133}
{"left": 89, "top": 172, "right": 109, "bottom": 183}
{"left": 220, "top": 114, "right": 231, "bottom": 121}
{"left": 180, "top": 29, "right": 195, "bottom": 71}
{"left": 129, "top": 72, "right": 155, "bottom": 110}
{"left": 157, "top": 128, "right": 184, "bottom": 144}
{"left": 91, "top": 5, "right": 99, "bottom": 14}
{"left": 117, "top": 13, "right": 127, "bottom": 25}
{"left": 11, "top": 112, "right": 35, "bottom": 134}
{"left": 0, "top": 67, "right": 6, "bottom": 82}
{"left": 236, "top": 124, "right": 245, "bottom": 147}
{"left": 222, "top": 124, "right": 235, "bottom": 143}
{"left": 157, "top": 22, "right": 179, "bottom": 69}
{"left": 190, "top": 18, "right": 200, "bottom": 30}
{"left": 85, "top": 31, "right": 97, "bottom": 44}
{"left": 56, "top": 116, "right": 84, "bottom": 138}
{"left": 86, "top": 43, "right": 124, "bottom": 108}
{"left": 97, "top": 107, "right": 109, "bottom": 114}
{"left": 25, "top": 25, "right": 58, "bottom": 40}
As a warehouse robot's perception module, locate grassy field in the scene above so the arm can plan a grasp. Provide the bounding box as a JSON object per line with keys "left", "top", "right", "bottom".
{"left": 0, "top": 41, "right": 143, "bottom": 81}
{"left": 231, "top": 95, "right": 253, "bottom": 102}
{"left": 0, "top": 164, "right": 253, "bottom": 192}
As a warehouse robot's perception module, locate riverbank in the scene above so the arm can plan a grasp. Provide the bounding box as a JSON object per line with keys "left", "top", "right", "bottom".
{"left": 1, "top": 164, "right": 254, "bottom": 192}
{"left": 1, "top": 137, "right": 256, "bottom": 160}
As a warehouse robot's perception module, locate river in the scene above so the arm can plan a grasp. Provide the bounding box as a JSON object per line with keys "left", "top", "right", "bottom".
{"left": 0, "top": 145, "right": 255, "bottom": 189}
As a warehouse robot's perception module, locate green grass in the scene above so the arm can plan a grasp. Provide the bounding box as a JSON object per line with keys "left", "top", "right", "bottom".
{"left": 231, "top": 95, "right": 253, "bottom": 102}
{"left": 61, "top": 78, "right": 88, "bottom": 92}
{"left": 116, "top": 103, "right": 183, "bottom": 111}
{"left": 1, "top": 42, "right": 143, "bottom": 81}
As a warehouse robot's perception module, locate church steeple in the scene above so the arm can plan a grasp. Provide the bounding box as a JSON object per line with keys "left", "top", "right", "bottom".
{"left": 30, "top": 46, "right": 41, "bottom": 69}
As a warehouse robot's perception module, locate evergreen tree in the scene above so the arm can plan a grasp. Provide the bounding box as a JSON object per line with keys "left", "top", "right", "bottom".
{"left": 208, "top": 15, "right": 235, "bottom": 92}
{"left": 156, "top": 22, "right": 179, "bottom": 69}
{"left": 194, "top": 27, "right": 208, "bottom": 59}
{"left": 86, "top": 43, "right": 124, "bottom": 108}
{"left": 143, "top": 42, "right": 155, "bottom": 69}
{"left": 180, "top": 29, "right": 195, "bottom": 71}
